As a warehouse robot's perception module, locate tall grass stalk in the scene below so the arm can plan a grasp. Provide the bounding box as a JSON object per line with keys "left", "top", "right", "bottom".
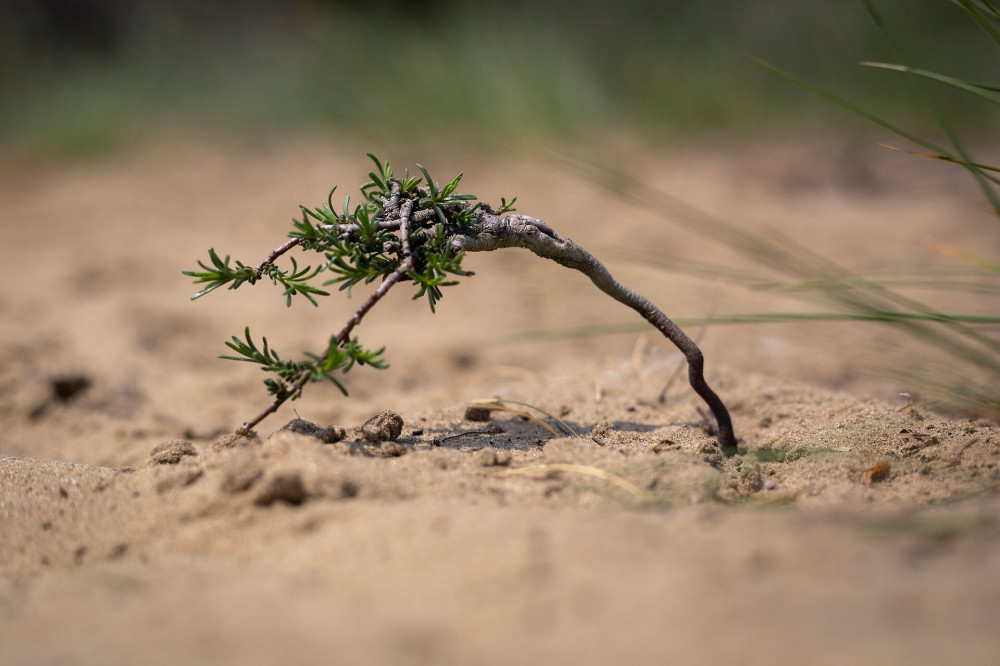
{"left": 521, "top": 1, "right": 1000, "bottom": 416}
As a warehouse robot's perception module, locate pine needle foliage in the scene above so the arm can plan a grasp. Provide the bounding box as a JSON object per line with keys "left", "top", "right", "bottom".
{"left": 184, "top": 155, "right": 490, "bottom": 430}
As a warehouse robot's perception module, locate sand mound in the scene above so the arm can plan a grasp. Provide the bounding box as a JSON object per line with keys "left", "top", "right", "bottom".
{"left": 2, "top": 138, "right": 999, "bottom": 664}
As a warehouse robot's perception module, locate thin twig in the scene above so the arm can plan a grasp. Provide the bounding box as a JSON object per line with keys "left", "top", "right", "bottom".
{"left": 240, "top": 192, "right": 417, "bottom": 432}
{"left": 434, "top": 429, "right": 500, "bottom": 445}
{"left": 239, "top": 256, "right": 414, "bottom": 433}
{"left": 251, "top": 219, "right": 406, "bottom": 275}
{"left": 255, "top": 238, "right": 302, "bottom": 274}
{"left": 465, "top": 398, "right": 563, "bottom": 437}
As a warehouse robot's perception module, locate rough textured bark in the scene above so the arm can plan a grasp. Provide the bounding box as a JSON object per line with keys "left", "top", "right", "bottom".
{"left": 216, "top": 182, "right": 736, "bottom": 451}
{"left": 455, "top": 213, "right": 737, "bottom": 451}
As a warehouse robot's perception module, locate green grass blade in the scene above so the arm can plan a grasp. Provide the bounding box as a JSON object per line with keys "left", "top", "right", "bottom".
{"left": 544, "top": 149, "right": 1000, "bottom": 370}
{"left": 756, "top": 276, "right": 1000, "bottom": 296}
{"left": 951, "top": 0, "right": 1000, "bottom": 44}
{"left": 959, "top": 0, "right": 1000, "bottom": 21}
{"left": 861, "top": 0, "right": 1000, "bottom": 216}
{"left": 598, "top": 246, "right": 770, "bottom": 285}
{"left": 763, "top": 226, "right": 1000, "bottom": 357}
{"left": 859, "top": 62, "right": 1000, "bottom": 104}
{"left": 603, "top": 244, "right": 1000, "bottom": 292}
{"left": 700, "top": 312, "right": 1000, "bottom": 324}
{"left": 749, "top": 56, "right": 951, "bottom": 156}
{"left": 484, "top": 311, "right": 1000, "bottom": 346}
{"left": 879, "top": 144, "right": 1000, "bottom": 184}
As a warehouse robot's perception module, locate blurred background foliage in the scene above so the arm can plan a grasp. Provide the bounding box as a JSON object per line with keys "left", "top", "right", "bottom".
{"left": 1, "top": 0, "right": 996, "bottom": 153}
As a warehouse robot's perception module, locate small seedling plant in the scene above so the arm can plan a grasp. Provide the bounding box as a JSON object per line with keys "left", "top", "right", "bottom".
{"left": 185, "top": 156, "right": 736, "bottom": 450}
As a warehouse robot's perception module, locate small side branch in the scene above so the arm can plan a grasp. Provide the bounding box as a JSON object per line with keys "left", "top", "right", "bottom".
{"left": 257, "top": 221, "right": 407, "bottom": 275}
{"left": 255, "top": 238, "right": 302, "bottom": 274}
{"left": 197, "top": 157, "right": 735, "bottom": 447}
{"left": 238, "top": 256, "right": 414, "bottom": 433}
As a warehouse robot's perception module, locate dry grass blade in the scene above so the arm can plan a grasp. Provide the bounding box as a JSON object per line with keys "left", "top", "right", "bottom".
{"left": 603, "top": 243, "right": 1000, "bottom": 294}
{"left": 879, "top": 143, "right": 1000, "bottom": 179}
{"left": 914, "top": 235, "right": 1000, "bottom": 273}
{"left": 466, "top": 398, "right": 577, "bottom": 437}
{"left": 498, "top": 464, "right": 646, "bottom": 501}
{"left": 631, "top": 334, "right": 648, "bottom": 377}
{"left": 860, "top": 0, "right": 1000, "bottom": 215}
{"left": 535, "top": 145, "right": 1000, "bottom": 414}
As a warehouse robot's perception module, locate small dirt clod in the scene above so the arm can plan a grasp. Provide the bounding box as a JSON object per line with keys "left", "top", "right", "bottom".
{"left": 51, "top": 374, "right": 92, "bottom": 402}
{"left": 213, "top": 431, "right": 259, "bottom": 451}
{"left": 739, "top": 465, "right": 764, "bottom": 493}
{"left": 464, "top": 406, "right": 493, "bottom": 422}
{"left": 278, "top": 418, "right": 347, "bottom": 443}
{"left": 149, "top": 440, "right": 198, "bottom": 465}
{"left": 473, "top": 448, "right": 512, "bottom": 467}
{"left": 355, "top": 410, "right": 404, "bottom": 443}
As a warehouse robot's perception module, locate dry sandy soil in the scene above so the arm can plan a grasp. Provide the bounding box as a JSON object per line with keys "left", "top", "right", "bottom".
{"left": 2, "top": 135, "right": 999, "bottom": 665}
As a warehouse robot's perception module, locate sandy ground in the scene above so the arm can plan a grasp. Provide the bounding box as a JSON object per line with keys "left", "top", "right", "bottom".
{"left": 1, "top": 135, "right": 999, "bottom": 665}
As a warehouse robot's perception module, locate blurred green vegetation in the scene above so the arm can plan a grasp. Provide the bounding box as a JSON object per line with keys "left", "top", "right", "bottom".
{"left": 0, "top": 0, "right": 996, "bottom": 153}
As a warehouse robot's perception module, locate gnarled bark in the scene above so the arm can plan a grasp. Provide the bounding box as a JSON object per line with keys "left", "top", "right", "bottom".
{"left": 455, "top": 213, "right": 736, "bottom": 451}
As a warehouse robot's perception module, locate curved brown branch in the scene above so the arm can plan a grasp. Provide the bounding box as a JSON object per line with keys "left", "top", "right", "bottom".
{"left": 455, "top": 213, "right": 736, "bottom": 451}
{"left": 212, "top": 161, "right": 735, "bottom": 448}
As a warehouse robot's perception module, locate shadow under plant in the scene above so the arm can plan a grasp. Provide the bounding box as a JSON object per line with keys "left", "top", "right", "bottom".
{"left": 156, "top": 369, "right": 1000, "bottom": 514}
